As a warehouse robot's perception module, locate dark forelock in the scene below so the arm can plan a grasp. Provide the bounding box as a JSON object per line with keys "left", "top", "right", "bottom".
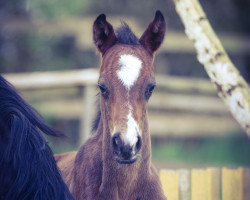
{"left": 116, "top": 22, "right": 139, "bottom": 45}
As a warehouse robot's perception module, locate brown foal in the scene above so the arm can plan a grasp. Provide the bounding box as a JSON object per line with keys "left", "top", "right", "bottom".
{"left": 55, "top": 10, "right": 167, "bottom": 200}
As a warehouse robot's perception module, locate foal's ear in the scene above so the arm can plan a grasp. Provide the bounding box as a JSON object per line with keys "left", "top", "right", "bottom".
{"left": 139, "top": 10, "right": 166, "bottom": 55}
{"left": 93, "top": 14, "right": 117, "bottom": 54}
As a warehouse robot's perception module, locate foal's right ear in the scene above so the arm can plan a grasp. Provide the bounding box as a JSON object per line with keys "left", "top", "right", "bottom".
{"left": 139, "top": 10, "right": 166, "bottom": 55}
{"left": 93, "top": 14, "right": 117, "bottom": 54}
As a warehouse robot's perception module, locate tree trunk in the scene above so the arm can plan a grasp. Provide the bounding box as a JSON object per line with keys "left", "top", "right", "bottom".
{"left": 172, "top": 0, "right": 250, "bottom": 136}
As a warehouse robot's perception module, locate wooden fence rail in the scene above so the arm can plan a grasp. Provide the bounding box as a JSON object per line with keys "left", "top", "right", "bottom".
{"left": 3, "top": 69, "right": 243, "bottom": 145}
{"left": 3, "top": 69, "right": 99, "bottom": 144}
{"left": 160, "top": 167, "right": 250, "bottom": 200}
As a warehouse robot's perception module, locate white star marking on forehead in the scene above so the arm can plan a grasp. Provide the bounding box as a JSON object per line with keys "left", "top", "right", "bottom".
{"left": 117, "top": 54, "right": 142, "bottom": 90}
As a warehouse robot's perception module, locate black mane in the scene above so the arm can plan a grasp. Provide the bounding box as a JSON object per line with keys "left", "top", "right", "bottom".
{"left": 116, "top": 22, "right": 139, "bottom": 45}
{"left": 0, "top": 75, "right": 74, "bottom": 200}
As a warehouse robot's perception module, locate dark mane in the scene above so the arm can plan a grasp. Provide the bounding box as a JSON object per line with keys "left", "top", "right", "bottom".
{"left": 116, "top": 22, "right": 139, "bottom": 45}
{"left": 0, "top": 75, "right": 74, "bottom": 200}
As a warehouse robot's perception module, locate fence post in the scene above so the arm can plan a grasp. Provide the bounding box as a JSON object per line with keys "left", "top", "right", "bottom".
{"left": 160, "top": 167, "right": 250, "bottom": 200}
{"left": 178, "top": 169, "right": 191, "bottom": 200}
{"left": 242, "top": 168, "right": 250, "bottom": 200}
{"left": 160, "top": 169, "right": 191, "bottom": 200}
{"left": 207, "top": 168, "right": 220, "bottom": 200}
{"left": 191, "top": 168, "right": 220, "bottom": 200}
{"left": 222, "top": 167, "right": 250, "bottom": 200}
{"left": 160, "top": 170, "right": 179, "bottom": 200}
{"left": 79, "top": 84, "right": 96, "bottom": 146}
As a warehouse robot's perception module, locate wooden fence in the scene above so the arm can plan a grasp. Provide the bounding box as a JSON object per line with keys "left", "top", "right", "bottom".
{"left": 3, "top": 69, "right": 98, "bottom": 144}
{"left": 3, "top": 69, "right": 242, "bottom": 145}
{"left": 160, "top": 167, "right": 250, "bottom": 200}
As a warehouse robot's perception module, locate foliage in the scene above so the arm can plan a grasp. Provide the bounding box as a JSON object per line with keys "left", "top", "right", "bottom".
{"left": 152, "top": 135, "right": 250, "bottom": 166}
{"left": 27, "top": 0, "right": 89, "bottom": 19}
{"left": 0, "top": 0, "right": 249, "bottom": 75}
{"left": 24, "top": 0, "right": 250, "bottom": 34}
{"left": 0, "top": 32, "right": 99, "bottom": 73}
{"left": 0, "top": 0, "right": 28, "bottom": 18}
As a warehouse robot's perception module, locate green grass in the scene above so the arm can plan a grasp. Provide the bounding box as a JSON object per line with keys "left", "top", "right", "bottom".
{"left": 152, "top": 134, "right": 250, "bottom": 167}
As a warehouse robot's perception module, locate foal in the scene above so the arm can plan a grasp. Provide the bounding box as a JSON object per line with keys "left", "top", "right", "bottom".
{"left": 56, "top": 10, "right": 167, "bottom": 200}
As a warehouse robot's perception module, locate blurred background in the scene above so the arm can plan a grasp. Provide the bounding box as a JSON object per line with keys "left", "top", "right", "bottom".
{"left": 0, "top": 0, "right": 250, "bottom": 169}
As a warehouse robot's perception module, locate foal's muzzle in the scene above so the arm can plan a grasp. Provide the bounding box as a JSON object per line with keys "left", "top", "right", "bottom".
{"left": 112, "top": 133, "right": 142, "bottom": 164}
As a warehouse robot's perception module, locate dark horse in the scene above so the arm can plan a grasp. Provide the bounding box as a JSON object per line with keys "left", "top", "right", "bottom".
{"left": 55, "top": 10, "right": 167, "bottom": 199}
{"left": 0, "top": 75, "right": 74, "bottom": 200}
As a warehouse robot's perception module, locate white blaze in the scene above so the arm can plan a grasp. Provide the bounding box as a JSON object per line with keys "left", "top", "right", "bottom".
{"left": 117, "top": 54, "right": 142, "bottom": 90}
{"left": 126, "top": 110, "right": 140, "bottom": 145}
{"left": 116, "top": 54, "right": 142, "bottom": 146}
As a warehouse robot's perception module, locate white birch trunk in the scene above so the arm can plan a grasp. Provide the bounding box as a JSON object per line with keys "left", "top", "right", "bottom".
{"left": 173, "top": 0, "right": 250, "bottom": 136}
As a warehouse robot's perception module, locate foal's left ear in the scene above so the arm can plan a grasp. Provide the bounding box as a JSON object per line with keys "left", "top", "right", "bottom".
{"left": 93, "top": 14, "right": 117, "bottom": 54}
{"left": 139, "top": 10, "right": 166, "bottom": 55}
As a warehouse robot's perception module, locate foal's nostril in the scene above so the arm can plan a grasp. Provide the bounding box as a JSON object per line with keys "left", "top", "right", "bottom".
{"left": 112, "top": 133, "right": 121, "bottom": 152}
{"left": 120, "top": 145, "right": 132, "bottom": 160}
{"left": 113, "top": 136, "right": 118, "bottom": 147}
{"left": 135, "top": 136, "right": 142, "bottom": 153}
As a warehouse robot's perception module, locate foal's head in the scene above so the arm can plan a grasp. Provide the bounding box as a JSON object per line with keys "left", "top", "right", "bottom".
{"left": 93, "top": 11, "right": 166, "bottom": 164}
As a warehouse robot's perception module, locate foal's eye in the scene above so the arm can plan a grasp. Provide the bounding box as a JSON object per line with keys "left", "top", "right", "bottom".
{"left": 98, "top": 84, "right": 109, "bottom": 99}
{"left": 145, "top": 84, "right": 155, "bottom": 100}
